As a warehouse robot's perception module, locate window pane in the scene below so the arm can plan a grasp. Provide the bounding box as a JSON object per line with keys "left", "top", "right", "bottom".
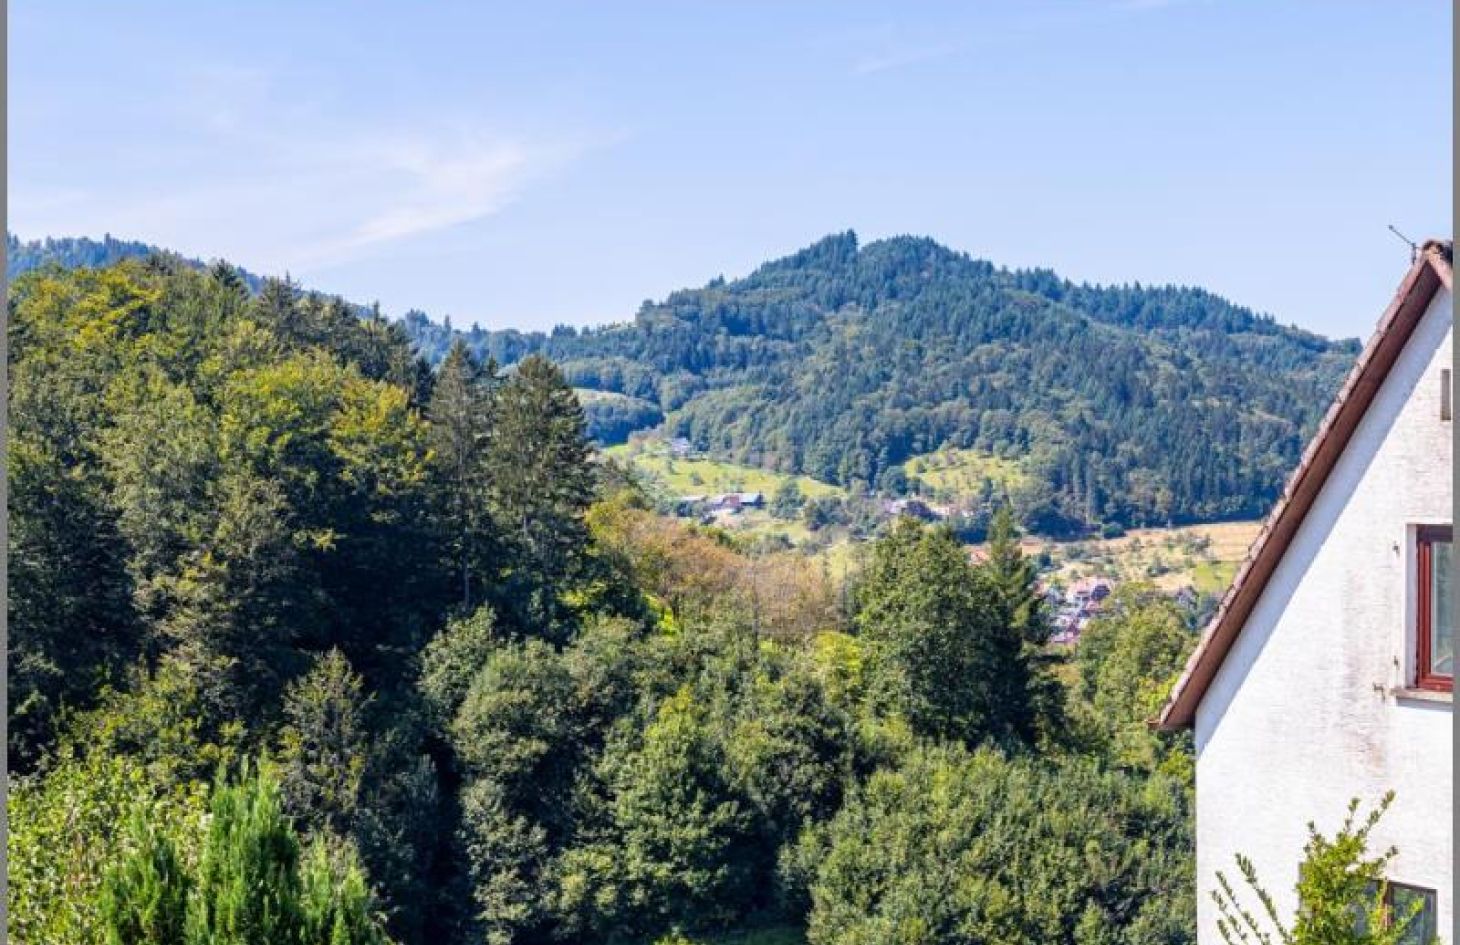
{"left": 1390, "top": 884, "right": 1436, "bottom": 945}
{"left": 1431, "top": 540, "right": 1452, "bottom": 677}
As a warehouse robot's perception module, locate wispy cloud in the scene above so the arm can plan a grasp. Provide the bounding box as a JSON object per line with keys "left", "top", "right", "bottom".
{"left": 9, "top": 60, "right": 609, "bottom": 278}
{"left": 289, "top": 136, "right": 549, "bottom": 269}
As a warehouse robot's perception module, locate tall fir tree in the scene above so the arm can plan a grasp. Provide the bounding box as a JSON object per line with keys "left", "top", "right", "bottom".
{"left": 981, "top": 504, "right": 1048, "bottom": 645}
{"left": 484, "top": 354, "right": 595, "bottom": 635}
{"left": 427, "top": 340, "right": 497, "bottom": 612}
{"left": 976, "top": 504, "right": 1066, "bottom": 743}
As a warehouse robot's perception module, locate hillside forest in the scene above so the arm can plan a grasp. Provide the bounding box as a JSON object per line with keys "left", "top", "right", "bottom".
{"left": 8, "top": 230, "right": 1358, "bottom": 537}
{"left": 9, "top": 257, "right": 1205, "bottom": 945}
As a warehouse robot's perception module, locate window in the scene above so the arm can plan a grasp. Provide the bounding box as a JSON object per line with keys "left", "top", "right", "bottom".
{"left": 1387, "top": 884, "right": 1438, "bottom": 945}
{"left": 1358, "top": 882, "right": 1439, "bottom": 945}
{"left": 1416, "top": 525, "right": 1452, "bottom": 691}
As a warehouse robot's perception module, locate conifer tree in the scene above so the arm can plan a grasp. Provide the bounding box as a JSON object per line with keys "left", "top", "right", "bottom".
{"left": 484, "top": 354, "right": 595, "bottom": 633}
{"left": 981, "top": 504, "right": 1048, "bottom": 644}
{"left": 427, "top": 340, "right": 496, "bottom": 611}
{"left": 98, "top": 809, "right": 191, "bottom": 945}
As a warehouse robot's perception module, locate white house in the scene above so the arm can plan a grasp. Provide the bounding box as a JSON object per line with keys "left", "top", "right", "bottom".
{"left": 1157, "top": 240, "right": 1453, "bottom": 944}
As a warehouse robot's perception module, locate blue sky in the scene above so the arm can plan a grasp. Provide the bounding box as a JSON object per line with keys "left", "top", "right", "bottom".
{"left": 10, "top": 1, "right": 1451, "bottom": 337}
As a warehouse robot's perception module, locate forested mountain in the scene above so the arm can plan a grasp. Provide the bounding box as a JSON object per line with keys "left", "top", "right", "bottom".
{"left": 9, "top": 230, "right": 1360, "bottom": 534}
{"left": 407, "top": 232, "right": 1359, "bottom": 533}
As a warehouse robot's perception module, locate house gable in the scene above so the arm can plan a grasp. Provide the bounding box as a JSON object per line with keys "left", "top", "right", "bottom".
{"left": 1158, "top": 241, "right": 1453, "bottom": 729}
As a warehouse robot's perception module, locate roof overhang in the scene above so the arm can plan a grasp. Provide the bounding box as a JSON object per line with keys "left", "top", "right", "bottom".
{"left": 1155, "top": 240, "right": 1453, "bottom": 730}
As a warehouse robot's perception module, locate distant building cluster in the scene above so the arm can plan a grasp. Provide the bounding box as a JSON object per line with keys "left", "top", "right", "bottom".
{"left": 1046, "top": 576, "right": 1112, "bottom": 645}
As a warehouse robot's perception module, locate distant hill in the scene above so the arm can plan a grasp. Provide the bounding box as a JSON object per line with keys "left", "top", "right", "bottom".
{"left": 7, "top": 232, "right": 265, "bottom": 292}
{"left": 405, "top": 232, "right": 1359, "bottom": 533}
{"left": 8, "top": 229, "right": 1360, "bottom": 534}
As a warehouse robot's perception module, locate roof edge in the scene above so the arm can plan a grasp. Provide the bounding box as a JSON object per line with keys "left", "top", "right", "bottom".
{"left": 1154, "top": 240, "right": 1452, "bottom": 730}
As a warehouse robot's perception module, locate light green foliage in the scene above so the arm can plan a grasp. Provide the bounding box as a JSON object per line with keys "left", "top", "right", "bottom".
{"left": 854, "top": 519, "right": 1047, "bottom": 746}
{"left": 9, "top": 748, "right": 207, "bottom": 945}
{"left": 184, "top": 761, "right": 306, "bottom": 944}
{"left": 1073, "top": 586, "right": 1196, "bottom": 775}
{"left": 603, "top": 441, "right": 843, "bottom": 504}
{"left": 901, "top": 447, "right": 1031, "bottom": 503}
{"left": 178, "top": 761, "right": 390, "bottom": 945}
{"left": 99, "top": 809, "right": 191, "bottom": 945}
{"left": 800, "top": 743, "right": 1193, "bottom": 945}
{"left": 1212, "top": 793, "right": 1434, "bottom": 945}
{"left": 297, "top": 838, "right": 393, "bottom": 945}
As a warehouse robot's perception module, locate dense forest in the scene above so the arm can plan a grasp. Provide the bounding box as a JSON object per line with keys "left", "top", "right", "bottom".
{"left": 10, "top": 257, "right": 1202, "bottom": 945}
{"left": 404, "top": 232, "right": 1359, "bottom": 532}
{"left": 10, "top": 230, "right": 1358, "bottom": 535}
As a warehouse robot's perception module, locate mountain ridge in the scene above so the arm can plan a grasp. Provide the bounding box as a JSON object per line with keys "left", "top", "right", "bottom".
{"left": 6, "top": 229, "right": 1361, "bottom": 533}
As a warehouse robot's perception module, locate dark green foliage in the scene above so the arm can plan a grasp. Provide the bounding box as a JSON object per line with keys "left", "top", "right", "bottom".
{"left": 485, "top": 354, "right": 597, "bottom": 635}
{"left": 418, "top": 605, "right": 502, "bottom": 725}
{"left": 427, "top": 341, "right": 497, "bottom": 612}
{"left": 279, "top": 649, "right": 371, "bottom": 837}
{"left": 401, "top": 232, "right": 1355, "bottom": 533}
{"left": 579, "top": 391, "right": 664, "bottom": 445}
{"left": 770, "top": 481, "right": 805, "bottom": 520}
{"left": 14, "top": 229, "right": 1355, "bottom": 534}
{"left": 798, "top": 743, "right": 1194, "bottom": 945}
{"left": 555, "top": 688, "right": 758, "bottom": 940}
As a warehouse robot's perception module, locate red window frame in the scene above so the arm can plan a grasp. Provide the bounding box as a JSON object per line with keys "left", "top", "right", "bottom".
{"left": 1415, "top": 525, "right": 1452, "bottom": 692}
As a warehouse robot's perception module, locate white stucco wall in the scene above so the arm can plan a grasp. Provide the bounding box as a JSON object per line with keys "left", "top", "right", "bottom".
{"left": 1193, "top": 286, "right": 1453, "bottom": 944}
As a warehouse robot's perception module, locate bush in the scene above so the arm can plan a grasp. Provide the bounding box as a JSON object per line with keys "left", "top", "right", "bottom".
{"left": 800, "top": 743, "right": 1193, "bottom": 945}
{"left": 1211, "top": 793, "right": 1436, "bottom": 945}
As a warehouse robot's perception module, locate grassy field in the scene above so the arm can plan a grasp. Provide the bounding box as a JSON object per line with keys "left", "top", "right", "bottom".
{"left": 602, "top": 438, "right": 1258, "bottom": 599}
{"left": 901, "top": 447, "right": 1030, "bottom": 498}
{"left": 1190, "top": 558, "right": 1240, "bottom": 596}
{"left": 604, "top": 440, "right": 844, "bottom": 500}
{"left": 1009, "top": 520, "right": 1261, "bottom": 594}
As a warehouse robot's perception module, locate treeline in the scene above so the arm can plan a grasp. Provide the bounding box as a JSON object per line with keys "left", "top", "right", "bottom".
{"left": 11, "top": 257, "right": 1198, "bottom": 945}
{"left": 405, "top": 232, "right": 1356, "bottom": 534}
{"left": 6, "top": 232, "right": 265, "bottom": 292}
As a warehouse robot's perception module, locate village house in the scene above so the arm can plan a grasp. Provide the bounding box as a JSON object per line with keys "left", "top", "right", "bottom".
{"left": 881, "top": 496, "right": 940, "bottom": 521}
{"left": 1157, "top": 241, "right": 1452, "bottom": 943}
{"left": 678, "top": 491, "right": 766, "bottom": 520}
